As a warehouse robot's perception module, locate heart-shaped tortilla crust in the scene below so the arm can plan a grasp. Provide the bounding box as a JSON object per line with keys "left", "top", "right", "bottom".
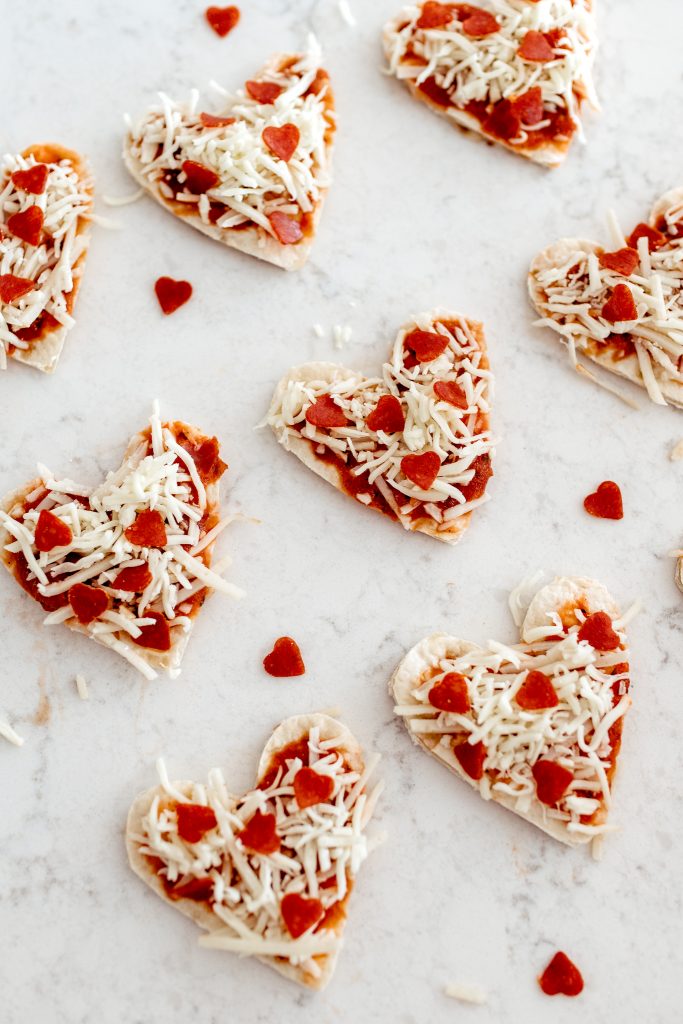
{"left": 126, "top": 713, "right": 382, "bottom": 990}
{"left": 0, "top": 143, "right": 93, "bottom": 373}
{"left": 391, "top": 576, "right": 631, "bottom": 846}
{"left": 0, "top": 406, "right": 240, "bottom": 679}
{"left": 383, "top": 1, "right": 597, "bottom": 167}
{"left": 267, "top": 309, "right": 494, "bottom": 545}
{"left": 123, "top": 42, "right": 334, "bottom": 271}
{"left": 530, "top": 187, "right": 683, "bottom": 409}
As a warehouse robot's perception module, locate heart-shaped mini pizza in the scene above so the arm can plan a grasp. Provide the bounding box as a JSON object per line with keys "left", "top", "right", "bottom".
{"left": 126, "top": 713, "right": 382, "bottom": 990}
{"left": 530, "top": 187, "right": 683, "bottom": 408}
{"left": 0, "top": 144, "right": 93, "bottom": 372}
{"left": 267, "top": 310, "right": 494, "bottom": 544}
{"left": 123, "top": 39, "right": 334, "bottom": 271}
{"left": 383, "top": 1, "right": 597, "bottom": 167}
{"left": 0, "top": 405, "right": 241, "bottom": 679}
{"left": 391, "top": 576, "right": 631, "bottom": 845}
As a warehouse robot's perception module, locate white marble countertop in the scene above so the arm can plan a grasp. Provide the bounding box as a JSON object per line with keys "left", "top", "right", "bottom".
{"left": 2, "top": 1, "right": 683, "bottom": 1021}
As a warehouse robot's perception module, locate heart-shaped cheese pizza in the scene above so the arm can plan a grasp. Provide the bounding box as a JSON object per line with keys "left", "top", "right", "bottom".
{"left": 126, "top": 713, "right": 382, "bottom": 990}
{"left": 391, "top": 576, "right": 631, "bottom": 845}
{"left": 383, "top": 1, "right": 596, "bottom": 168}
{"left": 0, "top": 405, "right": 241, "bottom": 679}
{"left": 123, "top": 39, "right": 334, "bottom": 271}
{"left": 267, "top": 310, "right": 494, "bottom": 544}
{"left": 0, "top": 144, "right": 93, "bottom": 372}
{"left": 530, "top": 188, "right": 683, "bottom": 409}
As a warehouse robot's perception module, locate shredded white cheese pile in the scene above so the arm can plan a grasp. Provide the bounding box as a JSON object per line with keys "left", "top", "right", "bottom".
{"left": 0, "top": 152, "right": 91, "bottom": 367}
{"left": 384, "top": 0, "right": 596, "bottom": 140}
{"left": 532, "top": 200, "right": 683, "bottom": 407}
{"left": 269, "top": 315, "right": 494, "bottom": 532}
{"left": 127, "top": 38, "right": 332, "bottom": 240}
{"left": 133, "top": 727, "right": 382, "bottom": 976}
{"left": 0, "top": 405, "right": 240, "bottom": 679}
{"left": 394, "top": 611, "right": 630, "bottom": 837}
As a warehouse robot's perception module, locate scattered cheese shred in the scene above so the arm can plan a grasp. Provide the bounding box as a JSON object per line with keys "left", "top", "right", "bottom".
{"left": 444, "top": 982, "right": 487, "bottom": 1005}
{"left": 75, "top": 674, "right": 89, "bottom": 700}
{"left": 0, "top": 718, "right": 25, "bottom": 747}
{"left": 670, "top": 439, "right": 683, "bottom": 461}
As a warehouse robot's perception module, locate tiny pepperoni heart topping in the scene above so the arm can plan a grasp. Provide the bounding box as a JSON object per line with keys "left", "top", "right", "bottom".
{"left": 531, "top": 759, "right": 573, "bottom": 806}
{"left": 461, "top": 8, "right": 498, "bottom": 37}
{"left": 7, "top": 206, "right": 44, "bottom": 246}
{"left": 263, "top": 636, "right": 306, "bottom": 677}
{"left": 34, "top": 509, "right": 73, "bottom": 552}
{"left": 429, "top": 672, "right": 470, "bottom": 713}
{"left": 510, "top": 86, "right": 544, "bottom": 125}
{"left": 416, "top": 1, "right": 454, "bottom": 28}
{"left": 515, "top": 670, "right": 558, "bottom": 711}
{"left": 601, "top": 283, "right": 638, "bottom": 323}
{"left": 154, "top": 276, "right": 193, "bottom": 315}
{"left": 11, "top": 164, "right": 49, "bottom": 195}
{"left": 268, "top": 210, "right": 303, "bottom": 245}
{"left": 599, "top": 248, "right": 639, "bottom": 276}
{"left": 262, "top": 124, "right": 300, "bottom": 162}
{"left": 246, "top": 80, "right": 283, "bottom": 104}
{"left": 539, "top": 951, "right": 584, "bottom": 997}
{"left": 583, "top": 480, "right": 623, "bottom": 520}
{"left": 401, "top": 450, "right": 441, "bottom": 490}
{"left": 112, "top": 563, "right": 153, "bottom": 592}
{"left": 460, "top": 453, "right": 493, "bottom": 501}
{"left": 181, "top": 159, "right": 220, "bottom": 194}
{"left": 132, "top": 611, "right": 172, "bottom": 651}
{"left": 305, "top": 394, "right": 348, "bottom": 429}
{"left": 238, "top": 810, "right": 281, "bottom": 854}
{"left": 293, "top": 766, "right": 335, "bottom": 809}
{"left": 176, "top": 802, "right": 217, "bottom": 843}
{"left": 68, "top": 582, "right": 109, "bottom": 625}
{"left": 627, "top": 222, "right": 666, "bottom": 252}
{"left": 199, "top": 112, "right": 236, "bottom": 128}
{"left": 168, "top": 876, "right": 214, "bottom": 902}
{"left": 404, "top": 328, "right": 449, "bottom": 362}
{"left": 124, "top": 509, "right": 168, "bottom": 547}
{"left": 180, "top": 435, "right": 226, "bottom": 484}
{"left": 433, "top": 380, "right": 468, "bottom": 408}
{"left": 577, "top": 611, "right": 620, "bottom": 651}
{"left": 0, "top": 273, "right": 35, "bottom": 304}
{"left": 453, "top": 738, "right": 486, "bottom": 781}
{"left": 205, "top": 5, "right": 240, "bottom": 36}
{"left": 366, "top": 395, "right": 405, "bottom": 433}
{"left": 280, "top": 892, "right": 324, "bottom": 938}
{"left": 518, "top": 30, "right": 555, "bottom": 62}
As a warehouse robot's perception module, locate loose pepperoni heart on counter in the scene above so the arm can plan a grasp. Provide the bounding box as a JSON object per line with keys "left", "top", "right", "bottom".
{"left": 365, "top": 395, "right": 405, "bottom": 433}
{"left": 34, "top": 509, "right": 72, "bottom": 551}
{"left": 0, "top": 274, "right": 35, "bottom": 303}
{"left": 401, "top": 451, "right": 441, "bottom": 490}
{"left": 125, "top": 509, "right": 168, "bottom": 548}
{"left": 280, "top": 892, "right": 325, "bottom": 938}
{"left": 68, "top": 583, "right": 109, "bottom": 625}
{"left": 262, "top": 124, "right": 300, "bottom": 162}
{"left": 246, "top": 80, "right": 283, "bottom": 104}
{"left": 293, "top": 767, "right": 335, "bottom": 809}
{"left": 305, "top": 395, "right": 348, "bottom": 429}
{"left": 11, "top": 164, "right": 49, "bottom": 194}
{"left": 7, "top": 206, "right": 44, "bottom": 246}
{"left": 176, "top": 803, "right": 218, "bottom": 843}
{"left": 205, "top": 5, "right": 240, "bottom": 36}
{"left": 267, "top": 210, "right": 303, "bottom": 245}
{"left": 539, "top": 951, "right": 584, "bottom": 997}
{"left": 154, "top": 276, "right": 193, "bottom": 315}
{"left": 263, "top": 637, "right": 306, "bottom": 677}
{"left": 132, "top": 611, "right": 172, "bottom": 652}
{"left": 238, "top": 810, "right": 281, "bottom": 854}
{"left": 583, "top": 480, "right": 623, "bottom": 520}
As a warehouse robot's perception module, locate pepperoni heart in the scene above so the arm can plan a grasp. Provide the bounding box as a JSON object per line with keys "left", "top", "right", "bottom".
{"left": 401, "top": 451, "right": 441, "bottom": 490}
{"left": 245, "top": 80, "right": 283, "bottom": 104}
{"left": 238, "top": 810, "right": 281, "bottom": 854}
{"left": 365, "top": 395, "right": 405, "bottom": 433}
{"left": 280, "top": 892, "right": 324, "bottom": 938}
{"left": 433, "top": 379, "right": 468, "bottom": 408}
{"left": 627, "top": 222, "right": 666, "bottom": 252}
{"left": 305, "top": 395, "right": 348, "bottom": 429}
{"left": 392, "top": 577, "right": 631, "bottom": 845}
{"left": 176, "top": 803, "right": 217, "bottom": 843}
{"left": 112, "top": 564, "right": 153, "bottom": 592}
{"left": 125, "top": 509, "right": 168, "bottom": 547}
{"left": 7, "top": 206, "right": 44, "bottom": 246}
{"left": 599, "top": 248, "right": 639, "bottom": 276}
{"left": 0, "top": 274, "right": 35, "bottom": 303}
{"left": 132, "top": 611, "right": 172, "bottom": 652}
{"left": 601, "top": 283, "right": 638, "bottom": 323}
{"left": 154, "top": 276, "right": 193, "bottom": 315}
{"left": 199, "top": 112, "right": 236, "bottom": 128}
{"left": 181, "top": 160, "right": 220, "bottom": 194}
{"left": 404, "top": 328, "right": 449, "bottom": 362}
{"left": 583, "top": 481, "right": 623, "bottom": 520}
{"left": 539, "top": 951, "right": 584, "bottom": 997}
{"left": 263, "top": 636, "right": 305, "bottom": 677}
{"left": 510, "top": 86, "right": 544, "bottom": 125}
{"left": 34, "top": 509, "right": 72, "bottom": 551}
{"left": 461, "top": 9, "right": 499, "bottom": 38}
{"left": 268, "top": 210, "right": 303, "bottom": 245}
{"left": 262, "top": 124, "right": 300, "bottom": 162}
{"left": 293, "top": 766, "right": 335, "bottom": 808}
{"left": 205, "top": 5, "right": 240, "bottom": 36}
{"left": 11, "top": 164, "right": 49, "bottom": 195}
{"left": 416, "top": 2, "right": 454, "bottom": 28}
{"left": 68, "top": 583, "right": 109, "bottom": 625}
{"left": 460, "top": 453, "right": 493, "bottom": 501}
{"left": 518, "top": 30, "right": 556, "bottom": 62}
